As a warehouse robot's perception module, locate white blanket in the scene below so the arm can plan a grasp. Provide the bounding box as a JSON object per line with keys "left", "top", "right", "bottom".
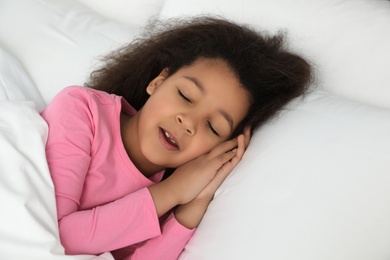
{"left": 0, "top": 47, "right": 113, "bottom": 259}
{"left": 0, "top": 101, "right": 114, "bottom": 260}
{"left": 0, "top": 47, "right": 45, "bottom": 111}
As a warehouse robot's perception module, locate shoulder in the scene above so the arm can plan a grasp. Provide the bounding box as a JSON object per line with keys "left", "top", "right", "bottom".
{"left": 48, "top": 86, "right": 121, "bottom": 110}
{"left": 42, "top": 86, "right": 122, "bottom": 122}
{"left": 56, "top": 85, "right": 116, "bottom": 102}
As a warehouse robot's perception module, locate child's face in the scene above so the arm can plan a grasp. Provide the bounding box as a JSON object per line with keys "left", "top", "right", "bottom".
{"left": 136, "top": 58, "right": 250, "bottom": 169}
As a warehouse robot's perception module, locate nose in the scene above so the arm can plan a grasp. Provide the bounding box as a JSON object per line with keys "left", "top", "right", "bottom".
{"left": 176, "top": 114, "right": 196, "bottom": 136}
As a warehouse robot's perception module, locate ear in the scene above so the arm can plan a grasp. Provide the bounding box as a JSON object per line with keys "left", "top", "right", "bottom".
{"left": 146, "top": 68, "right": 169, "bottom": 95}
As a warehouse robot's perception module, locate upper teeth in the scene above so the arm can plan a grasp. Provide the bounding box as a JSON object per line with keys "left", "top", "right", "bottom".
{"left": 164, "top": 131, "right": 176, "bottom": 144}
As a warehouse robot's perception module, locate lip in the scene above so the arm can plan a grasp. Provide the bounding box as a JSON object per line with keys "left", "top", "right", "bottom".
{"left": 159, "top": 127, "right": 180, "bottom": 151}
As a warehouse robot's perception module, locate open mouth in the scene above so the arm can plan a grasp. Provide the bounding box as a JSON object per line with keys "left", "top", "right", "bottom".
{"left": 160, "top": 128, "right": 179, "bottom": 150}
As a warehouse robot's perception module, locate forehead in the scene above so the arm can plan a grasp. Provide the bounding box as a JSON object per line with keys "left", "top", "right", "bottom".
{"left": 173, "top": 58, "right": 242, "bottom": 92}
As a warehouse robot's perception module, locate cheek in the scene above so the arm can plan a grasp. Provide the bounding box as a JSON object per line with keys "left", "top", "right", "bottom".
{"left": 145, "top": 91, "right": 180, "bottom": 117}
{"left": 190, "top": 137, "right": 221, "bottom": 157}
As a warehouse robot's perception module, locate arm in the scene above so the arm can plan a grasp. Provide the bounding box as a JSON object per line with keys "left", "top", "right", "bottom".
{"left": 42, "top": 87, "right": 93, "bottom": 221}
{"left": 175, "top": 130, "right": 251, "bottom": 229}
{"left": 115, "top": 212, "right": 195, "bottom": 260}
{"left": 42, "top": 87, "right": 162, "bottom": 254}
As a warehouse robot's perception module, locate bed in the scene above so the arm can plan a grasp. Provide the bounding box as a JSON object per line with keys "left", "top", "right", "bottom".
{"left": 1, "top": 0, "right": 390, "bottom": 259}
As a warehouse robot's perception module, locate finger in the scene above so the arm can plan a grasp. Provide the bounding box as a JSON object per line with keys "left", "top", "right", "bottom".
{"left": 203, "top": 151, "right": 239, "bottom": 193}
{"left": 204, "top": 140, "right": 248, "bottom": 195}
{"left": 228, "top": 136, "right": 245, "bottom": 167}
{"left": 207, "top": 148, "right": 237, "bottom": 172}
{"left": 200, "top": 163, "right": 233, "bottom": 196}
{"left": 207, "top": 138, "right": 238, "bottom": 159}
{"left": 243, "top": 127, "right": 251, "bottom": 149}
{"left": 234, "top": 134, "right": 246, "bottom": 161}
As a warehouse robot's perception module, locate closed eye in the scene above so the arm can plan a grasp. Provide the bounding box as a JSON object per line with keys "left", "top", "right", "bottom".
{"left": 207, "top": 121, "right": 219, "bottom": 137}
{"left": 178, "top": 90, "right": 191, "bottom": 103}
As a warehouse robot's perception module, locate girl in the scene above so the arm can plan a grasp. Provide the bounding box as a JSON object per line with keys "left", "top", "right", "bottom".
{"left": 41, "top": 16, "right": 312, "bottom": 259}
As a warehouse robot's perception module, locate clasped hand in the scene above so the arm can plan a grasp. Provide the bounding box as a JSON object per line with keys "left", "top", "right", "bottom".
{"left": 167, "top": 129, "right": 251, "bottom": 205}
{"left": 148, "top": 129, "right": 250, "bottom": 227}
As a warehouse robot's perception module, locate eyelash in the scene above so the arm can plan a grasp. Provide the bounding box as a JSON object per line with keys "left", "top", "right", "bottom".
{"left": 177, "top": 89, "right": 220, "bottom": 137}
{"left": 207, "top": 121, "right": 219, "bottom": 137}
{"left": 178, "top": 90, "right": 191, "bottom": 103}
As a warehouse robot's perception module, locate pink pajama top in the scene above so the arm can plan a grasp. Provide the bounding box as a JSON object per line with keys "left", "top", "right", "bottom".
{"left": 41, "top": 86, "right": 194, "bottom": 260}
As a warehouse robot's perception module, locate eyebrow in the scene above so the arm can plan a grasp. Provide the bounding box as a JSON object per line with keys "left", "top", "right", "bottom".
{"left": 183, "top": 76, "right": 205, "bottom": 93}
{"left": 219, "top": 110, "right": 234, "bottom": 131}
{"left": 183, "top": 76, "right": 234, "bottom": 131}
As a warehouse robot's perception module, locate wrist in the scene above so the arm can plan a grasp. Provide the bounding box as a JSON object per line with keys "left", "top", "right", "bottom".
{"left": 148, "top": 180, "right": 179, "bottom": 217}
{"left": 174, "top": 199, "right": 211, "bottom": 229}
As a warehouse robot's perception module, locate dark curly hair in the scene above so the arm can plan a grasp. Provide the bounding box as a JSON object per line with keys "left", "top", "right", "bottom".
{"left": 87, "top": 16, "right": 312, "bottom": 137}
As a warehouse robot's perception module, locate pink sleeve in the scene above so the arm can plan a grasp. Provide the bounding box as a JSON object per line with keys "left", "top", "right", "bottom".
{"left": 129, "top": 213, "right": 195, "bottom": 260}
{"left": 42, "top": 87, "right": 93, "bottom": 217}
{"left": 41, "top": 87, "right": 161, "bottom": 254}
{"left": 59, "top": 188, "right": 162, "bottom": 254}
{"left": 113, "top": 212, "right": 195, "bottom": 260}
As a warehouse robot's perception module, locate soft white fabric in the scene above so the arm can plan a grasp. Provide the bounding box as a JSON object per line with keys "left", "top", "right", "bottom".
{"left": 0, "top": 47, "right": 46, "bottom": 111}
{"left": 77, "top": 0, "right": 166, "bottom": 28}
{"left": 0, "top": 101, "right": 114, "bottom": 259}
{"left": 159, "top": 0, "right": 390, "bottom": 109}
{"left": 180, "top": 91, "right": 390, "bottom": 260}
{"left": 0, "top": 0, "right": 136, "bottom": 105}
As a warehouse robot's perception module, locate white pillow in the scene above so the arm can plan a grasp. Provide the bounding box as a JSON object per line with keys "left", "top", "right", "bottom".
{"left": 180, "top": 91, "right": 390, "bottom": 259}
{"left": 76, "top": 0, "right": 166, "bottom": 29}
{"left": 0, "top": 0, "right": 136, "bottom": 104}
{"left": 0, "top": 47, "right": 46, "bottom": 111}
{"left": 159, "top": 0, "right": 390, "bottom": 109}
{"left": 0, "top": 101, "right": 114, "bottom": 260}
